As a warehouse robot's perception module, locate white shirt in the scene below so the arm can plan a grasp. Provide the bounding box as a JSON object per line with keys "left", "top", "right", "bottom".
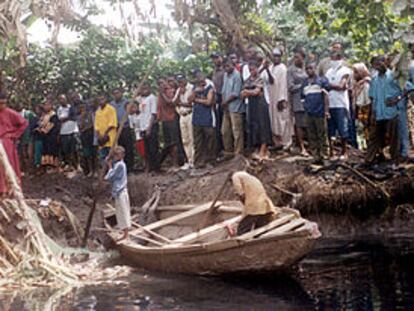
{"left": 57, "top": 105, "right": 78, "bottom": 135}
{"left": 242, "top": 64, "right": 251, "bottom": 82}
{"left": 178, "top": 82, "right": 194, "bottom": 116}
{"left": 326, "top": 63, "right": 352, "bottom": 110}
{"left": 136, "top": 94, "right": 157, "bottom": 132}
{"left": 129, "top": 114, "right": 142, "bottom": 140}
{"left": 260, "top": 70, "right": 271, "bottom": 104}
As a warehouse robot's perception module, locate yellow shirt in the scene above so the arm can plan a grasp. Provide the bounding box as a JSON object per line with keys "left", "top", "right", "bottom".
{"left": 94, "top": 104, "right": 118, "bottom": 148}
{"left": 232, "top": 171, "right": 276, "bottom": 216}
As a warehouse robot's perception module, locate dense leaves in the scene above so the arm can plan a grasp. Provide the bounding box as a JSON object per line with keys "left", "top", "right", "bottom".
{"left": 3, "top": 27, "right": 211, "bottom": 105}
{"left": 1, "top": 0, "right": 414, "bottom": 105}
{"left": 270, "top": 0, "right": 414, "bottom": 59}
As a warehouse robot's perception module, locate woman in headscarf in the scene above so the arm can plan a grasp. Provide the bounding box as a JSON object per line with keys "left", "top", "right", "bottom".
{"left": 241, "top": 60, "right": 272, "bottom": 160}
{"left": 352, "top": 63, "right": 371, "bottom": 150}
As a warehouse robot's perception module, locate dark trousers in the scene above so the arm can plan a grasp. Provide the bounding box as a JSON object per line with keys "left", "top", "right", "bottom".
{"left": 237, "top": 213, "right": 274, "bottom": 236}
{"left": 119, "top": 127, "right": 135, "bottom": 172}
{"left": 144, "top": 123, "right": 161, "bottom": 172}
{"left": 193, "top": 125, "right": 216, "bottom": 167}
{"left": 365, "top": 117, "right": 399, "bottom": 163}
{"left": 348, "top": 103, "right": 358, "bottom": 148}
{"left": 60, "top": 133, "right": 77, "bottom": 167}
{"left": 215, "top": 94, "right": 224, "bottom": 155}
{"left": 307, "top": 115, "right": 329, "bottom": 161}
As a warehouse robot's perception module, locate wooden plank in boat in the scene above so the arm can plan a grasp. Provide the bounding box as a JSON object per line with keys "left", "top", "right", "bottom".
{"left": 237, "top": 214, "right": 296, "bottom": 240}
{"left": 172, "top": 215, "right": 242, "bottom": 245}
{"left": 155, "top": 201, "right": 242, "bottom": 213}
{"left": 261, "top": 219, "right": 306, "bottom": 238}
{"left": 129, "top": 202, "right": 215, "bottom": 235}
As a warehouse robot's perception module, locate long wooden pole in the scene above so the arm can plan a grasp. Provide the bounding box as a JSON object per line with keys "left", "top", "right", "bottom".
{"left": 82, "top": 58, "right": 159, "bottom": 247}
{"left": 197, "top": 172, "right": 232, "bottom": 230}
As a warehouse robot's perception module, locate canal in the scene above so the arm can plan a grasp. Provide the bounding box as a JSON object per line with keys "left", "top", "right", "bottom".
{"left": 1, "top": 219, "right": 414, "bottom": 310}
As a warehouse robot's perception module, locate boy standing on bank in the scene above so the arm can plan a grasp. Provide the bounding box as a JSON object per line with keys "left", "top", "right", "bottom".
{"left": 302, "top": 62, "right": 330, "bottom": 164}
{"left": 105, "top": 146, "right": 131, "bottom": 241}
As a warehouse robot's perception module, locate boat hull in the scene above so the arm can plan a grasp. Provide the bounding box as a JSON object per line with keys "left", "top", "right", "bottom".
{"left": 115, "top": 230, "right": 317, "bottom": 275}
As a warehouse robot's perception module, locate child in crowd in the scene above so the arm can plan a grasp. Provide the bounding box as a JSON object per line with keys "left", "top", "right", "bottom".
{"left": 105, "top": 146, "right": 131, "bottom": 241}
{"left": 129, "top": 103, "right": 146, "bottom": 169}
{"left": 302, "top": 62, "right": 330, "bottom": 164}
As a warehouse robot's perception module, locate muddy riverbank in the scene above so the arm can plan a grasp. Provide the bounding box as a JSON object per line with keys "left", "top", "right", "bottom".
{"left": 11, "top": 155, "right": 414, "bottom": 310}
{"left": 22, "top": 155, "right": 414, "bottom": 246}
{"left": 1, "top": 229, "right": 413, "bottom": 310}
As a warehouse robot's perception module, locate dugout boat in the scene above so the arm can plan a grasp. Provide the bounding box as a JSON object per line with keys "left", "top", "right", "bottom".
{"left": 104, "top": 201, "right": 321, "bottom": 275}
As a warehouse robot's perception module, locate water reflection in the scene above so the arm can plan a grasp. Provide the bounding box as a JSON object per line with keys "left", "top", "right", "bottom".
{"left": 1, "top": 237, "right": 413, "bottom": 310}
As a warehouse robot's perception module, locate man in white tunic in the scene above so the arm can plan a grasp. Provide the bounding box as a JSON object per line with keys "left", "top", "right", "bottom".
{"left": 267, "top": 48, "right": 294, "bottom": 148}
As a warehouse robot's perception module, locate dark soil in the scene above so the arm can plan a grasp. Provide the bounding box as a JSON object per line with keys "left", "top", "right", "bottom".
{"left": 22, "top": 154, "right": 414, "bottom": 244}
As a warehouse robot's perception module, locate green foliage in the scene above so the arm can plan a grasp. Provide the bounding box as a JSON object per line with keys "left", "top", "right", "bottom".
{"left": 3, "top": 27, "right": 211, "bottom": 105}
{"left": 270, "top": 0, "right": 413, "bottom": 60}
{"left": 262, "top": 1, "right": 345, "bottom": 59}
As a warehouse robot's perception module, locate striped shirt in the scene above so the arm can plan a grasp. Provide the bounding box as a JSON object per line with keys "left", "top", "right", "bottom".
{"left": 301, "top": 76, "right": 330, "bottom": 117}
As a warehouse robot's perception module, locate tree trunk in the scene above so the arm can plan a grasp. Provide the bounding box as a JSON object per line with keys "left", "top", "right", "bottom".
{"left": 211, "top": 0, "right": 245, "bottom": 51}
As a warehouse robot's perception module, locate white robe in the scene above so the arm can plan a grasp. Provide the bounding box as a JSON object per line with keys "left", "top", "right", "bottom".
{"left": 268, "top": 63, "right": 294, "bottom": 147}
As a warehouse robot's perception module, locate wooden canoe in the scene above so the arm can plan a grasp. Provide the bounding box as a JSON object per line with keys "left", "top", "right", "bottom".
{"left": 104, "top": 201, "right": 321, "bottom": 275}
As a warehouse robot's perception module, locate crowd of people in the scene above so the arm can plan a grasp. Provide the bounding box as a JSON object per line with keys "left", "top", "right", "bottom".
{"left": 2, "top": 42, "right": 414, "bottom": 186}
{"left": 2, "top": 41, "right": 414, "bottom": 239}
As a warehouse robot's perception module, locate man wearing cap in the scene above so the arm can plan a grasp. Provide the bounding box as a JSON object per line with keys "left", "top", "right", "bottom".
{"left": 211, "top": 52, "right": 225, "bottom": 155}
{"left": 177, "top": 75, "right": 195, "bottom": 170}
{"left": 268, "top": 47, "right": 294, "bottom": 149}
{"left": 221, "top": 58, "right": 244, "bottom": 156}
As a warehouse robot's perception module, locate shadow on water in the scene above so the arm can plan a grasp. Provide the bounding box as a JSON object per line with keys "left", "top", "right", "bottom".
{"left": 1, "top": 235, "right": 414, "bottom": 310}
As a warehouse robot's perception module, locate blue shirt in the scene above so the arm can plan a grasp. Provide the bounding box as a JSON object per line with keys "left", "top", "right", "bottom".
{"left": 105, "top": 160, "right": 128, "bottom": 198}
{"left": 369, "top": 70, "right": 400, "bottom": 121}
{"left": 110, "top": 98, "right": 129, "bottom": 128}
{"left": 222, "top": 70, "right": 244, "bottom": 113}
{"left": 193, "top": 85, "right": 216, "bottom": 128}
{"left": 409, "top": 60, "right": 414, "bottom": 83}
{"left": 301, "top": 76, "right": 330, "bottom": 118}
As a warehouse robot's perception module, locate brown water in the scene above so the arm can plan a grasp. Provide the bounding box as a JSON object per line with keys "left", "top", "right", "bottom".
{"left": 1, "top": 233, "right": 413, "bottom": 311}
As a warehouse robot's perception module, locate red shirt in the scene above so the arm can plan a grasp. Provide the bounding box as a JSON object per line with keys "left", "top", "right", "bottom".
{"left": 0, "top": 108, "right": 28, "bottom": 194}
{"left": 157, "top": 86, "right": 177, "bottom": 122}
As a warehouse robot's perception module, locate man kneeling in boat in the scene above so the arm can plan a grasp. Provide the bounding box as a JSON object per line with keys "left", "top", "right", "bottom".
{"left": 232, "top": 171, "right": 300, "bottom": 236}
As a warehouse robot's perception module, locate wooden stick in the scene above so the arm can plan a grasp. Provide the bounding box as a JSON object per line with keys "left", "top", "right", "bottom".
{"left": 197, "top": 172, "right": 232, "bottom": 230}
{"left": 131, "top": 222, "right": 172, "bottom": 243}
{"left": 338, "top": 163, "right": 391, "bottom": 199}
{"left": 82, "top": 58, "right": 158, "bottom": 247}
{"left": 105, "top": 203, "right": 171, "bottom": 243}
{"left": 271, "top": 183, "right": 300, "bottom": 197}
